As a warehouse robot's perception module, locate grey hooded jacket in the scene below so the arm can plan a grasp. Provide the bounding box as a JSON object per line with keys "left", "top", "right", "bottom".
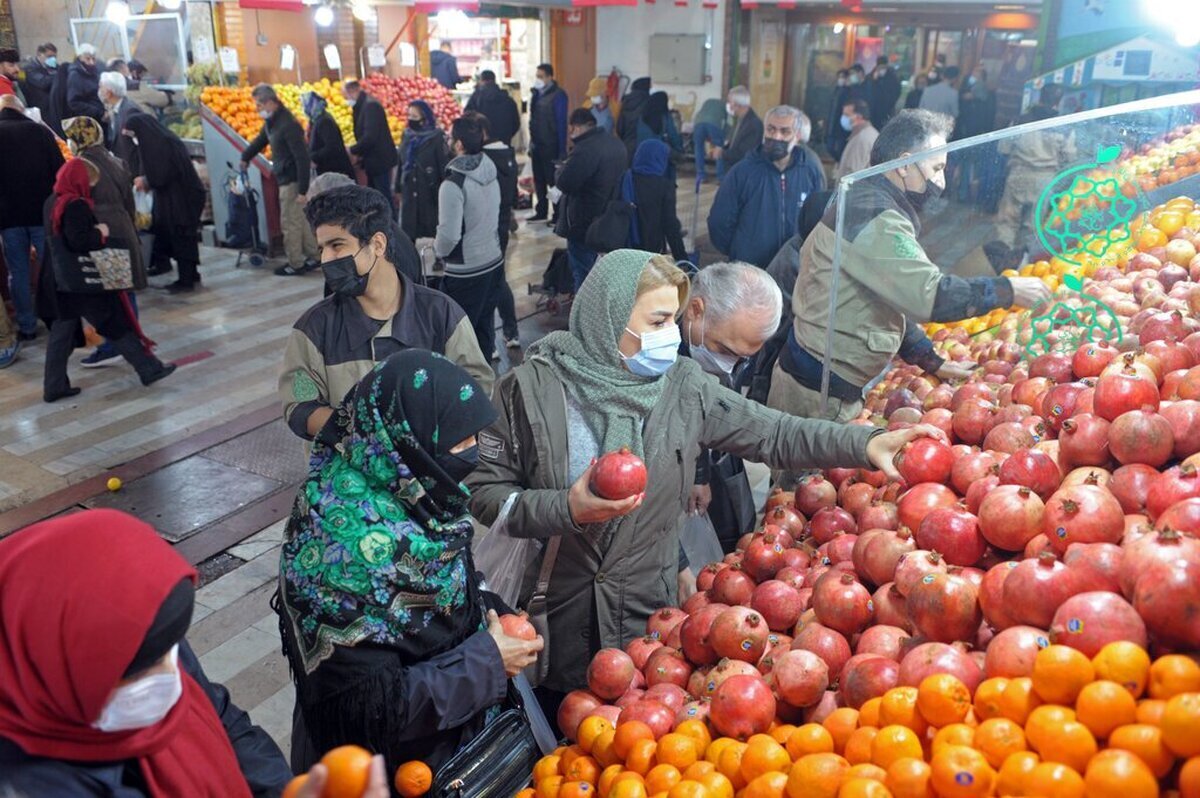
{"left": 434, "top": 152, "right": 504, "bottom": 278}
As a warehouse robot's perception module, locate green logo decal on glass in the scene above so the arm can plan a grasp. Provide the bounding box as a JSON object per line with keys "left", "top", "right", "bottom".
{"left": 1024, "top": 273, "right": 1122, "bottom": 359}
{"left": 1035, "top": 145, "right": 1142, "bottom": 267}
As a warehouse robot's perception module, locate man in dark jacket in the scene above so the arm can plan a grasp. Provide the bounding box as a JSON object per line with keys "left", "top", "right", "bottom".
{"left": 473, "top": 111, "right": 521, "bottom": 353}
{"left": 344, "top": 79, "right": 398, "bottom": 212}
{"left": 707, "top": 105, "right": 826, "bottom": 268}
{"left": 241, "top": 84, "right": 318, "bottom": 277}
{"left": 866, "top": 56, "right": 902, "bottom": 131}
{"left": 528, "top": 62, "right": 568, "bottom": 221}
{"left": 0, "top": 94, "right": 64, "bottom": 341}
{"left": 616, "top": 76, "right": 651, "bottom": 164}
{"left": 430, "top": 42, "right": 462, "bottom": 90}
{"left": 98, "top": 70, "right": 145, "bottom": 171}
{"left": 713, "top": 86, "right": 762, "bottom": 174}
{"left": 554, "top": 108, "right": 626, "bottom": 289}
{"left": 20, "top": 43, "right": 56, "bottom": 120}
{"left": 465, "top": 70, "right": 520, "bottom": 146}
{"left": 66, "top": 44, "right": 105, "bottom": 124}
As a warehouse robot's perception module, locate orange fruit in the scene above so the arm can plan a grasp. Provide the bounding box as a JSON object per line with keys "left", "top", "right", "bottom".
{"left": 645, "top": 764, "right": 683, "bottom": 795}
{"left": 931, "top": 724, "right": 974, "bottom": 755}
{"left": 870, "top": 725, "right": 922, "bottom": 770}
{"left": 785, "top": 752, "right": 850, "bottom": 798}
{"left": 996, "top": 677, "right": 1040, "bottom": 726}
{"left": 667, "top": 781, "right": 711, "bottom": 798}
{"left": 772, "top": 725, "right": 798, "bottom": 746}
{"left": 1162, "top": 692, "right": 1200, "bottom": 757}
{"left": 1025, "top": 762, "right": 1083, "bottom": 798}
{"left": 580, "top": 717, "right": 616, "bottom": 754}
{"left": 599, "top": 764, "right": 625, "bottom": 797}
{"left": 1107, "top": 723, "right": 1175, "bottom": 778}
{"left": 281, "top": 775, "right": 308, "bottom": 798}
{"left": 844, "top": 727, "right": 879, "bottom": 765}
{"left": 565, "top": 756, "right": 602, "bottom": 785}
{"left": 916, "top": 674, "right": 971, "bottom": 727}
{"left": 743, "top": 771, "right": 788, "bottom": 798}
{"left": 560, "top": 781, "right": 596, "bottom": 798}
{"left": 787, "top": 724, "right": 835, "bottom": 759}
{"left": 1076, "top": 680, "right": 1138, "bottom": 739}
{"left": 562, "top": 745, "right": 587, "bottom": 773}
{"left": 717, "top": 744, "right": 748, "bottom": 790}
{"left": 518, "top": 790, "right": 538, "bottom": 798}
{"left": 1024, "top": 704, "right": 1075, "bottom": 752}
{"left": 536, "top": 756, "right": 565, "bottom": 783}
{"left": 627, "top": 739, "right": 658, "bottom": 776}
{"left": 1033, "top": 720, "right": 1095, "bottom": 773}
{"left": 971, "top": 677, "right": 1008, "bottom": 722}
{"left": 741, "top": 738, "right": 790, "bottom": 782}
{"left": 835, "top": 778, "right": 890, "bottom": 798}
{"left": 1093, "top": 642, "right": 1151, "bottom": 697}
{"left": 1149, "top": 654, "right": 1200, "bottom": 699}
{"left": 845, "top": 763, "right": 887, "bottom": 781}
{"left": 972, "top": 718, "right": 1026, "bottom": 769}
{"left": 609, "top": 777, "right": 648, "bottom": 798}
{"left": 1032, "top": 645, "right": 1094, "bottom": 705}
{"left": 823, "top": 708, "right": 860, "bottom": 754}
{"left": 1154, "top": 210, "right": 1186, "bottom": 235}
{"left": 995, "top": 751, "right": 1039, "bottom": 797}
{"left": 1181, "top": 756, "right": 1200, "bottom": 798}
{"left": 538, "top": 775, "right": 566, "bottom": 798}
{"left": 1082, "top": 749, "right": 1159, "bottom": 798}
{"left": 706, "top": 738, "right": 737, "bottom": 766}
{"left": 320, "top": 745, "right": 374, "bottom": 798}
{"left": 658, "top": 734, "right": 701, "bottom": 771}
{"left": 879, "top": 687, "right": 927, "bottom": 735}
{"left": 858, "top": 698, "right": 883, "bottom": 729}
{"left": 1137, "top": 226, "right": 1168, "bottom": 250}
{"left": 696, "top": 772, "right": 734, "bottom": 798}
{"left": 676, "top": 720, "right": 712, "bottom": 757}
{"left": 683, "top": 762, "right": 715, "bottom": 781}
{"left": 394, "top": 760, "right": 434, "bottom": 797}
{"left": 884, "top": 757, "right": 931, "bottom": 798}
{"left": 929, "top": 745, "right": 994, "bottom": 797}
{"left": 615, "top": 722, "right": 656, "bottom": 760}
{"left": 594, "top": 731, "right": 621, "bottom": 768}
{"left": 1136, "top": 699, "right": 1166, "bottom": 726}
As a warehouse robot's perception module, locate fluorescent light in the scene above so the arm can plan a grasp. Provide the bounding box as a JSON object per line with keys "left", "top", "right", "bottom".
{"left": 993, "top": 4, "right": 1025, "bottom": 9}
{"left": 160, "top": 0, "right": 182, "bottom": 9}
{"left": 352, "top": 1, "right": 374, "bottom": 21}
{"left": 833, "top": 22, "right": 845, "bottom": 33}
{"left": 105, "top": 0, "right": 130, "bottom": 24}
{"left": 314, "top": 4, "right": 334, "bottom": 26}
{"left": 1178, "top": 27, "right": 1200, "bottom": 47}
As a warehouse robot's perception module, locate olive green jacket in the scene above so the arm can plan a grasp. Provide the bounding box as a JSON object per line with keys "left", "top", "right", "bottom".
{"left": 465, "top": 356, "right": 879, "bottom": 692}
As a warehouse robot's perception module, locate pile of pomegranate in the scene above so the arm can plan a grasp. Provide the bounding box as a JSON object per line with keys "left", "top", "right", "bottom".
{"left": 557, "top": 199, "right": 1200, "bottom": 750}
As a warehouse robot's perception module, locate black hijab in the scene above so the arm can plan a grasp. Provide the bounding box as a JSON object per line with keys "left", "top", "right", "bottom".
{"left": 644, "top": 92, "right": 671, "bottom": 135}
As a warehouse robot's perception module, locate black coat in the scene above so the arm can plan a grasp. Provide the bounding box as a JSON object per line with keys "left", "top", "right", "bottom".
{"left": 241, "top": 105, "right": 310, "bottom": 194}
{"left": 466, "top": 83, "right": 520, "bottom": 146}
{"left": 395, "top": 132, "right": 449, "bottom": 240}
{"left": 617, "top": 88, "right": 649, "bottom": 163}
{"left": 66, "top": 60, "right": 105, "bottom": 123}
{"left": 350, "top": 93, "right": 397, "bottom": 176}
{"left": 553, "top": 126, "right": 627, "bottom": 243}
{"left": 866, "top": 68, "right": 902, "bottom": 130}
{"left": 483, "top": 142, "right": 518, "bottom": 251}
{"left": 108, "top": 98, "right": 147, "bottom": 173}
{"left": 126, "top": 115, "right": 205, "bottom": 236}
{"left": 0, "top": 108, "right": 64, "bottom": 228}
{"left": 632, "top": 173, "right": 687, "bottom": 261}
{"left": 0, "top": 641, "right": 292, "bottom": 798}
{"left": 308, "top": 111, "right": 354, "bottom": 179}
{"left": 48, "top": 62, "right": 71, "bottom": 134}
{"left": 21, "top": 58, "right": 56, "bottom": 118}
{"left": 724, "top": 108, "right": 763, "bottom": 169}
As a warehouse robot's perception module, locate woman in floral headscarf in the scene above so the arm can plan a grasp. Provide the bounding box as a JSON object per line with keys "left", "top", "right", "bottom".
{"left": 277, "top": 349, "right": 543, "bottom": 775}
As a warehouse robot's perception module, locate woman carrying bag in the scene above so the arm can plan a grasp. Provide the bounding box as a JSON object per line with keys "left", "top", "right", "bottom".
{"left": 39, "top": 158, "right": 175, "bottom": 402}
{"left": 277, "top": 350, "right": 544, "bottom": 778}
{"left": 624, "top": 139, "right": 687, "bottom": 261}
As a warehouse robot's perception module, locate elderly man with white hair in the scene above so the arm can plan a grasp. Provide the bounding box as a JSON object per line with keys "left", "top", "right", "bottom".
{"left": 707, "top": 104, "right": 826, "bottom": 267}
{"left": 66, "top": 43, "right": 105, "bottom": 124}
{"left": 680, "top": 261, "right": 783, "bottom": 550}
{"left": 97, "top": 70, "right": 145, "bottom": 169}
{"left": 692, "top": 85, "right": 762, "bottom": 182}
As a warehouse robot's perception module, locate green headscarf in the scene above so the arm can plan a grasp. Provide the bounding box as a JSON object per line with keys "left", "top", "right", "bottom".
{"left": 526, "top": 249, "right": 671, "bottom": 457}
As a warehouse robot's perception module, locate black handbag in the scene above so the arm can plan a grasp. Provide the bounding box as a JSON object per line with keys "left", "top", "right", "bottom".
{"left": 585, "top": 198, "right": 635, "bottom": 252}
{"left": 430, "top": 684, "right": 541, "bottom": 798}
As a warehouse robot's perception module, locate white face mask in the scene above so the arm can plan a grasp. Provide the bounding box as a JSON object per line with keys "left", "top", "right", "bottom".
{"left": 688, "top": 316, "right": 742, "bottom": 378}
{"left": 591, "top": 95, "right": 603, "bottom": 105}
{"left": 533, "top": 78, "right": 546, "bottom": 91}
{"left": 93, "top": 645, "right": 183, "bottom": 733}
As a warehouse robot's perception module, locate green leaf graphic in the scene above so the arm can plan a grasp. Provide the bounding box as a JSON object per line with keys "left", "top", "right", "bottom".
{"left": 1097, "top": 145, "right": 1121, "bottom": 164}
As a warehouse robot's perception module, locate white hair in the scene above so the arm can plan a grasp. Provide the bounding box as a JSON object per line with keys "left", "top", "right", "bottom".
{"left": 728, "top": 86, "right": 751, "bottom": 107}
{"left": 98, "top": 71, "right": 127, "bottom": 98}
{"left": 77, "top": 43, "right": 97, "bottom": 57}
{"left": 765, "top": 105, "right": 811, "bottom": 143}
{"left": 691, "top": 261, "right": 783, "bottom": 340}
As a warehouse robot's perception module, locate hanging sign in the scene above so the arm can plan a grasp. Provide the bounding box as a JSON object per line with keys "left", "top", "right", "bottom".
{"left": 219, "top": 46, "right": 240, "bottom": 73}
{"left": 367, "top": 44, "right": 386, "bottom": 67}
{"left": 194, "top": 35, "right": 214, "bottom": 64}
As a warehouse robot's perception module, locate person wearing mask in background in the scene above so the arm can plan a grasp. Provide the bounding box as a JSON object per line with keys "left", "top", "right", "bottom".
{"left": 433, "top": 115, "right": 505, "bottom": 363}
{"left": 66, "top": 44, "right": 105, "bottom": 125}
{"left": 624, "top": 139, "right": 687, "bottom": 261}
{"left": 528, "top": 63, "right": 568, "bottom": 223}
{"left": 466, "top": 249, "right": 944, "bottom": 723}
{"left": 681, "top": 262, "right": 783, "bottom": 551}
{"left": 553, "top": 108, "right": 627, "bottom": 289}
{"left": 866, "top": 56, "right": 901, "bottom": 131}
{"left": 920, "top": 64, "right": 960, "bottom": 120}
{"left": 98, "top": 71, "right": 145, "bottom": 171}
{"left": 835, "top": 98, "right": 879, "bottom": 181}
{"left": 303, "top": 90, "right": 354, "bottom": 181}
{"left": 0, "top": 49, "right": 25, "bottom": 104}
{"left": 585, "top": 77, "right": 613, "bottom": 135}
{"left": 343, "top": 79, "right": 398, "bottom": 213}
{"left": 0, "top": 93, "right": 62, "bottom": 345}
{"left": 279, "top": 352, "right": 542, "bottom": 775}
{"left": 904, "top": 72, "right": 929, "bottom": 110}
{"left": 847, "top": 64, "right": 869, "bottom": 104}
{"left": 241, "top": 84, "right": 318, "bottom": 278}
{"left": 825, "top": 69, "right": 852, "bottom": 162}
{"left": 617, "top": 76, "right": 651, "bottom": 164}
{"left": 20, "top": 43, "right": 56, "bottom": 120}
{"left": 465, "top": 70, "right": 520, "bottom": 146}
{"left": 281, "top": 185, "right": 490, "bottom": 441}
{"left": 707, "top": 106, "right": 825, "bottom": 268}
{"left": 636, "top": 91, "right": 683, "bottom": 176}
{"left": 473, "top": 111, "right": 522, "bottom": 354}
{"left": 395, "top": 99, "right": 448, "bottom": 246}
{"left": 430, "top": 41, "right": 462, "bottom": 91}
{"left": 767, "top": 110, "right": 1052, "bottom": 446}
{"left": 125, "top": 114, "right": 205, "bottom": 295}
{"left": 0, "top": 510, "right": 295, "bottom": 796}
{"left": 120, "top": 60, "right": 170, "bottom": 116}
{"left": 953, "top": 67, "right": 996, "bottom": 203}
{"left": 713, "top": 85, "right": 762, "bottom": 175}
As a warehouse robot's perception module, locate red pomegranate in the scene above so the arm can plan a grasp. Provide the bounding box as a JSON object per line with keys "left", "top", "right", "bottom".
{"left": 893, "top": 550, "right": 948, "bottom": 597}
{"left": 1134, "top": 558, "right": 1200, "bottom": 650}
{"left": 965, "top": 474, "right": 1001, "bottom": 515}
{"left": 1119, "top": 527, "right": 1200, "bottom": 597}
{"left": 859, "top": 528, "right": 917, "bottom": 587}
{"left": 709, "top": 674, "right": 776, "bottom": 741}
{"left": 1012, "top": 377, "right": 1053, "bottom": 409}
{"left": 770, "top": 649, "right": 830, "bottom": 708}
{"left": 703, "top": 658, "right": 761, "bottom": 697}
{"left": 764, "top": 505, "right": 807, "bottom": 540}
{"left": 855, "top": 624, "right": 911, "bottom": 661}
{"left": 750, "top": 581, "right": 804, "bottom": 633}
{"left": 498, "top": 614, "right": 537, "bottom": 641}
{"left": 895, "top": 438, "right": 955, "bottom": 485}
{"left": 794, "top": 475, "right": 837, "bottom": 517}
{"left": 916, "top": 507, "right": 987, "bottom": 567}
{"left": 950, "top": 452, "right": 1000, "bottom": 495}
{"left": 618, "top": 699, "right": 675, "bottom": 739}
{"left": 1110, "top": 464, "right": 1159, "bottom": 514}
{"left": 858, "top": 501, "right": 900, "bottom": 531}
{"left": 616, "top": 688, "right": 645, "bottom": 709}
{"left": 764, "top": 488, "right": 795, "bottom": 511}
{"left": 808, "top": 506, "right": 857, "bottom": 545}
{"left": 979, "top": 561, "right": 1020, "bottom": 631}
{"left": 1072, "top": 341, "right": 1119, "bottom": 378}
{"left": 1062, "top": 542, "right": 1124, "bottom": 594}
{"left": 781, "top": 547, "right": 813, "bottom": 571}
{"left": 590, "top": 448, "right": 648, "bottom": 500}
{"left": 675, "top": 699, "right": 711, "bottom": 727}
{"left": 1058, "top": 414, "right": 1112, "bottom": 469}
{"left": 1042, "top": 484, "right": 1125, "bottom": 554}
{"left": 557, "top": 690, "right": 603, "bottom": 739}
{"left": 709, "top": 606, "right": 770, "bottom": 664}
{"left": 982, "top": 422, "right": 1036, "bottom": 455}
{"left": 871, "top": 584, "right": 911, "bottom": 631}
{"left": 812, "top": 573, "right": 874, "bottom": 637}
{"left": 679, "top": 603, "right": 730, "bottom": 666}
{"left": 978, "top": 485, "right": 1045, "bottom": 552}
{"left": 1145, "top": 340, "right": 1196, "bottom": 373}
{"left": 644, "top": 647, "right": 692, "bottom": 689}
{"left": 1140, "top": 309, "right": 1189, "bottom": 343}
{"left": 907, "top": 573, "right": 982, "bottom": 644}
{"left": 1162, "top": 400, "right": 1200, "bottom": 459}
{"left": 626, "top": 636, "right": 665, "bottom": 671}
{"left": 1109, "top": 409, "right": 1175, "bottom": 467}
{"left": 1093, "top": 367, "right": 1160, "bottom": 421}
{"left": 984, "top": 625, "right": 1050, "bottom": 678}
{"left": 952, "top": 399, "right": 998, "bottom": 445}
{"left": 695, "top": 562, "right": 724, "bottom": 592}
{"left": 710, "top": 565, "right": 755, "bottom": 606}
{"left": 897, "top": 483, "right": 958, "bottom": 531}
{"left": 587, "top": 648, "right": 637, "bottom": 699}
{"left": 839, "top": 654, "right": 901, "bottom": 709}
{"left": 646, "top": 607, "right": 687, "bottom": 641}
{"left": 920, "top": 408, "right": 955, "bottom": 439}
{"left": 1154, "top": 497, "right": 1200, "bottom": 534}
{"left": 819, "top": 534, "right": 858, "bottom": 566}
{"left": 742, "top": 535, "right": 786, "bottom": 582}
{"left": 1060, "top": 467, "right": 1112, "bottom": 490}
{"left": 1040, "top": 382, "right": 1089, "bottom": 433}
{"left": 1003, "top": 552, "right": 1084, "bottom": 629}
{"left": 1030, "top": 352, "right": 1074, "bottom": 383}
{"left": 643, "top": 683, "right": 689, "bottom": 714}
{"left": 790, "top": 622, "right": 853, "bottom": 677}
{"left": 999, "top": 448, "right": 1062, "bottom": 500}
{"left": 898, "top": 642, "right": 984, "bottom": 694}
{"left": 839, "top": 482, "right": 877, "bottom": 519}
{"left": 1147, "top": 463, "right": 1200, "bottom": 520}
{"left": 1049, "top": 591, "right": 1148, "bottom": 657}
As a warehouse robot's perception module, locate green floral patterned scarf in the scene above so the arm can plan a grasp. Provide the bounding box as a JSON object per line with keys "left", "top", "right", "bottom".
{"left": 279, "top": 350, "right": 498, "bottom": 674}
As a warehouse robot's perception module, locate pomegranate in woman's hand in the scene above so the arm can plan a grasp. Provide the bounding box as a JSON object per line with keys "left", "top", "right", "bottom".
{"left": 589, "top": 447, "right": 647, "bottom": 500}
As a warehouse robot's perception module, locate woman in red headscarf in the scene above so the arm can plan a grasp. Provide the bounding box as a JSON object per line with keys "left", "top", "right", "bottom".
{"left": 0, "top": 509, "right": 295, "bottom": 797}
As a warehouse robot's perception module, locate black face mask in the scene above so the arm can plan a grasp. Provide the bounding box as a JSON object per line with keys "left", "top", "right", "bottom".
{"left": 437, "top": 445, "right": 479, "bottom": 483}
{"left": 903, "top": 167, "right": 943, "bottom": 212}
{"left": 322, "top": 245, "right": 378, "bottom": 297}
{"left": 761, "top": 138, "right": 791, "bottom": 162}
{"left": 408, "top": 118, "right": 424, "bottom": 131}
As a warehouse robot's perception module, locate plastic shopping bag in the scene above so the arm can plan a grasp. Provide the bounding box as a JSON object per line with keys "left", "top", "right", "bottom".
{"left": 474, "top": 492, "right": 542, "bottom": 609}
{"left": 134, "top": 189, "right": 154, "bottom": 231}
{"left": 680, "top": 512, "right": 725, "bottom": 574}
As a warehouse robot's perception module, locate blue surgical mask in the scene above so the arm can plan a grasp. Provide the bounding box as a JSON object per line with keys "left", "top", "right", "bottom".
{"left": 622, "top": 324, "right": 681, "bottom": 377}
{"left": 687, "top": 317, "right": 742, "bottom": 378}
{"left": 45, "top": 56, "right": 58, "bottom": 68}
{"left": 840, "top": 114, "right": 853, "bottom": 132}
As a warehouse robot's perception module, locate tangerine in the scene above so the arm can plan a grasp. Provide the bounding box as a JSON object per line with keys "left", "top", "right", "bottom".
{"left": 565, "top": 756, "right": 602, "bottom": 785}
{"left": 1135, "top": 699, "right": 1166, "bottom": 726}
{"left": 615, "top": 723, "right": 656, "bottom": 760}
{"left": 599, "top": 764, "right": 625, "bottom": 797}
{"left": 645, "top": 764, "right": 683, "bottom": 795}
{"left": 667, "top": 781, "right": 712, "bottom": 798}
{"left": 683, "top": 762, "right": 715, "bottom": 781}
{"left": 1161, "top": 692, "right": 1200, "bottom": 757}
{"left": 822, "top": 708, "right": 860, "bottom": 754}
{"left": 1032, "top": 645, "right": 1094, "bottom": 705}
{"left": 609, "top": 777, "right": 649, "bottom": 798}
{"left": 394, "top": 760, "right": 434, "bottom": 798}
{"left": 844, "top": 763, "right": 887, "bottom": 783}
{"left": 972, "top": 718, "right": 1026, "bottom": 769}
{"left": 996, "top": 677, "right": 1040, "bottom": 726}
{"left": 626, "top": 739, "right": 658, "bottom": 776}
{"left": 281, "top": 775, "right": 308, "bottom": 798}
{"left": 858, "top": 698, "right": 883, "bottom": 729}
{"left": 743, "top": 771, "right": 789, "bottom": 798}
{"left": 580, "top": 717, "right": 616, "bottom": 754}
{"left": 658, "top": 734, "right": 701, "bottom": 771}
{"left": 1181, "top": 756, "right": 1200, "bottom": 798}
{"left": 835, "top": 778, "right": 891, "bottom": 798}
{"left": 971, "top": 678, "right": 1008, "bottom": 722}
{"left": 676, "top": 720, "right": 712, "bottom": 757}
{"left": 1093, "top": 642, "right": 1151, "bottom": 697}
{"left": 879, "top": 687, "right": 927, "bottom": 735}
{"left": 785, "top": 753, "right": 850, "bottom": 798}
{"left": 717, "top": 743, "right": 748, "bottom": 790}
{"left": 1033, "top": 720, "right": 1095, "bottom": 773}
{"left": 916, "top": 674, "right": 971, "bottom": 728}
{"left": 1149, "top": 654, "right": 1200, "bottom": 699}
{"left": 929, "top": 745, "right": 994, "bottom": 797}
{"left": 870, "top": 725, "right": 922, "bottom": 770}
{"left": 594, "top": 731, "right": 621, "bottom": 768}
{"left": 994, "top": 751, "right": 1039, "bottom": 797}
{"left": 1107, "top": 723, "right": 1175, "bottom": 778}
{"left": 844, "top": 727, "right": 879, "bottom": 766}
{"left": 772, "top": 725, "right": 798, "bottom": 746}
{"left": 535, "top": 756, "right": 564, "bottom": 783}
{"left": 1082, "top": 749, "right": 1159, "bottom": 798}
{"left": 320, "top": 745, "right": 374, "bottom": 798}
{"left": 741, "top": 738, "right": 790, "bottom": 782}
{"left": 883, "top": 757, "right": 931, "bottom": 798}
{"left": 560, "top": 781, "right": 596, "bottom": 798}
{"left": 931, "top": 724, "right": 974, "bottom": 755}
{"left": 696, "top": 771, "right": 734, "bottom": 798}
{"left": 1075, "top": 680, "right": 1137, "bottom": 739}
{"left": 1024, "top": 705, "right": 1075, "bottom": 752}
{"left": 1025, "top": 762, "right": 1083, "bottom": 798}
{"left": 787, "top": 724, "right": 835, "bottom": 759}
{"left": 538, "top": 775, "right": 566, "bottom": 798}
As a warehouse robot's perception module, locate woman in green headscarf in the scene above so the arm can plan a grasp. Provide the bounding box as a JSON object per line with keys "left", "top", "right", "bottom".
{"left": 466, "top": 249, "right": 940, "bottom": 726}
